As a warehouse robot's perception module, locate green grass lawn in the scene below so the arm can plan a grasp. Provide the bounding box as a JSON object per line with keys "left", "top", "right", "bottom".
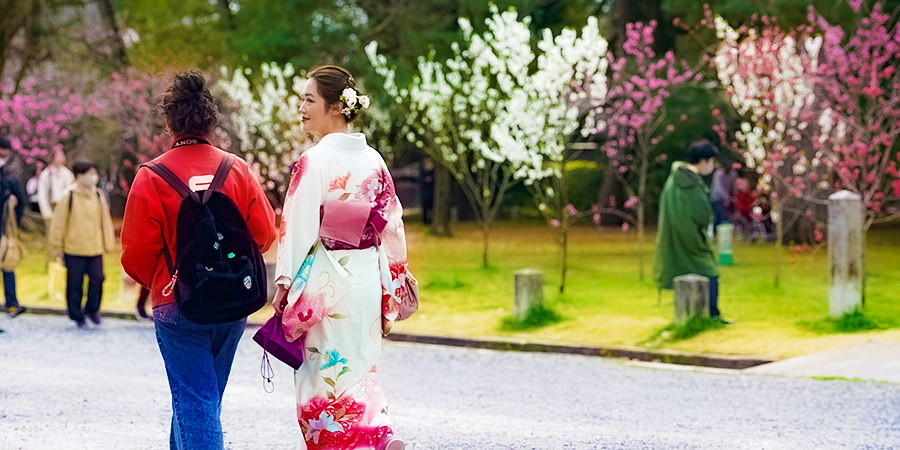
{"left": 395, "top": 220, "right": 900, "bottom": 359}
{"left": 14, "top": 220, "right": 900, "bottom": 360}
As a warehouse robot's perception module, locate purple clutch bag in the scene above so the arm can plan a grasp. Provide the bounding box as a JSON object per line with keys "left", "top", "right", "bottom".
{"left": 253, "top": 315, "right": 304, "bottom": 370}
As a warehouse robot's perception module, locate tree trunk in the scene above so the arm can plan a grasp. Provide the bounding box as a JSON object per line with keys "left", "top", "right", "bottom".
{"left": 96, "top": 0, "right": 129, "bottom": 67}
{"left": 430, "top": 163, "right": 452, "bottom": 236}
{"left": 217, "top": 0, "right": 236, "bottom": 31}
{"left": 596, "top": 163, "right": 624, "bottom": 225}
{"left": 482, "top": 223, "right": 489, "bottom": 269}
{"left": 559, "top": 227, "right": 568, "bottom": 294}
{"left": 774, "top": 197, "right": 784, "bottom": 287}
{"left": 637, "top": 152, "right": 648, "bottom": 282}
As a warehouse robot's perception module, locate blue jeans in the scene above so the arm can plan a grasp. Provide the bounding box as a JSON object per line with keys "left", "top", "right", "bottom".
{"left": 712, "top": 200, "right": 729, "bottom": 227}
{"left": 709, "top": 276, "right": 721, "bottom": 317}
{"left": 3, "top": 270, "right": 18, "bottom": 309}
{"left": 153, "top": 303, "right": 247, "bottom": 450}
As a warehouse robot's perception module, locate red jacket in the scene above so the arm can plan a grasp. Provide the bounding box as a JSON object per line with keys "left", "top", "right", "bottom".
{"left": 120, "top": 139, "right": 276, "bottom": 307}
{"left": 734, "top": 191, "right": 757, "bottom": 218}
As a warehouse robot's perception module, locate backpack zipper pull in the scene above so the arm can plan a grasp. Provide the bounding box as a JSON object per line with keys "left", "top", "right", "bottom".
{"left": 162, "top": 270, "right": 178, "bottom": 297}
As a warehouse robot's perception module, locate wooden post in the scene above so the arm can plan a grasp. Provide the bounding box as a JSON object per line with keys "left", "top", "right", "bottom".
{"left": 673, "top": 274, "right": 709, "bottom": 326}
{"left": 514, "top": 268, "right": 543, "bottom": 321}
{"left": 828, "top": 190, "right": 863, "bottom": 318}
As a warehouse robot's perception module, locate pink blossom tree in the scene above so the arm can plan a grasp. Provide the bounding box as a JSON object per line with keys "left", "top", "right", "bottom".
{"left": 585, "top": 20, "right": 698, "bottom": 281}
{"left": 93, "top": 68, "right": 169, "bottom": 199}
{"left": 0, "top": 74, "right": 101, "bottom": 174}
{"left": 809, "top": 1, "right": 900, "bottom": 230}
{"left": 711, "top": 2, "right": 900, "bottom": 288}
{"left": 710, "top": 10, "right": 828, "bottom": 286}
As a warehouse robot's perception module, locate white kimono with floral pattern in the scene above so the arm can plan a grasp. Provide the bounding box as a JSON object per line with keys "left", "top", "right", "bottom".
{"left": 275, "top": 132, "right": 409, "bottom": 449}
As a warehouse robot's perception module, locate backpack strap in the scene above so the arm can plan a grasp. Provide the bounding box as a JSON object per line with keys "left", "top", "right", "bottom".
{"left": 143, "top": 160, "right": 200, "bottom": 204}
{"left": 201, "top": 153, "right": 236, "bottom": 204}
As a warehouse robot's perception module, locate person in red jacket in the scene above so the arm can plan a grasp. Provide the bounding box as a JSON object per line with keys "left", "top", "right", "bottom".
{"left": 120, "top": 69, "right": 275, "bottom": 450}
{"left": 733, "top": 177, "right": 757, "bottom": 240}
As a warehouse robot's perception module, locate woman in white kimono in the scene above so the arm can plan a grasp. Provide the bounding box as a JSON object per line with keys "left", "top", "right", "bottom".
{"left": 273, "top": 65, "right": 409, "bottom": 450}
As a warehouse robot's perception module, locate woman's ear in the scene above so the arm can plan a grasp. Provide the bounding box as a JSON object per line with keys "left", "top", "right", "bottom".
{"left": 328, "top": 101, "right": 343, "bottom": 117}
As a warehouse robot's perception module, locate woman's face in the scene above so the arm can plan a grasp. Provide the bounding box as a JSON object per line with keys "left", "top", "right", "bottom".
{"left": 299, "top": 78, "right": 337, "bottom": 136}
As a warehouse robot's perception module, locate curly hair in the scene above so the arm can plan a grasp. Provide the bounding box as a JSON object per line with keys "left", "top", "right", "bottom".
{"left": 307, "top": 65, "right": 363, "bottom": 123}
{"left": 157, "top": 69, "right": 218, "bottom": 138}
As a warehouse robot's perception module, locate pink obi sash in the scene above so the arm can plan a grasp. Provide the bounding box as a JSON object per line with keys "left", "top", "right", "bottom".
{"left": 319, "top": 200, "right": 388, "bottom": 250}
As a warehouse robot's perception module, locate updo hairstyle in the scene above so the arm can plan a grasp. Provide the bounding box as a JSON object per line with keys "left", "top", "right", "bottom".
{"left": 158, "top": 69, "right": 219, "bottom": 138}
{"left": 307, "top": 65, "right": 363, "bottom": 123}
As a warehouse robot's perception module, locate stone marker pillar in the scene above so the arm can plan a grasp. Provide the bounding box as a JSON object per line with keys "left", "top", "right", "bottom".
{"left": 828, "top": 190, "right": 864, "bottom": 318}
{"left": 673, "top": 274, "right": 710, "bottom": 326}
{"left": 514, "top": 268, "right": 543, "bottom": 321}
{"left": 717, "top": 223, "right": 734, "bottom": 266}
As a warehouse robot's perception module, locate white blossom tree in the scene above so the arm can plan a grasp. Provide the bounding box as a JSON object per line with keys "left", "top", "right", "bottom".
{"left": 216, "top": 63, "right": 312, "bottom": 209}
{"left": 367, "top": 7, "right": 537, "bottom": 268}
{"left": 490, "top": 16, "right": 609, "bottom": 293}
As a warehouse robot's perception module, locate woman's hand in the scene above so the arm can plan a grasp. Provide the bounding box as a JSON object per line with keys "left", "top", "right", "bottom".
{"left": 273, "top": 285, "right": 289, "bottom": 316}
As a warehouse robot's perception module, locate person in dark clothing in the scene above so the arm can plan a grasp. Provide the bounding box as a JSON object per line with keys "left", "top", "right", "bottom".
{"left": 0, "top": 135, "right": 27, "bottom": 318}
{"left": 653, "top": 139, "right": 731, "bottom": 324}
{"left": 419, "top": 157, "right": 435, "bottom": 224}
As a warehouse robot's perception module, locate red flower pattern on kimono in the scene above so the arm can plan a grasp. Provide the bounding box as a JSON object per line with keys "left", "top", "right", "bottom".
{"left": 287, "top": 155, "right": 309, "bottom": 197}
{"left": 283, "top": 290, "right": 327, "bottom": 340}
{"left": 328, "top": 171, "right": 351, "bottom": 192}
{"left": 299, "top": 396, "right": 390, "bottom": 450}
{"left": 381, "top": 260, "right": 407, "bottom": 320}
{"left": 378, "top": 169, "right": 397, "bottom": 207}
{"left": 278, "top": 217, "right": 288, "bottom": 245}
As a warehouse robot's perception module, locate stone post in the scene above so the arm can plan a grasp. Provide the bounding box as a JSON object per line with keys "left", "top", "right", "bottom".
{"left": 717, "top": 223, "right": 734, "bottom": 266}
{"left": 514, "top": 268, "right": 543, "bottom": 321}
{"left": 673, "top": 274, "right": 710, "bottom": 326}
{"left": 828, "top": 190, "right": 863, "bottom": 318}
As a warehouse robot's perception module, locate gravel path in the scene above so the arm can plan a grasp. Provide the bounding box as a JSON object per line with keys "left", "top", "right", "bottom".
{"left": 1, "top": 314, "right": 899, "bottom": 449}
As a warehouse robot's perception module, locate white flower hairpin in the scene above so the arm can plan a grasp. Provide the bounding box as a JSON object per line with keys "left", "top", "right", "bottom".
{"left": 340, "top": 87, "right": 369, "bottom": 118}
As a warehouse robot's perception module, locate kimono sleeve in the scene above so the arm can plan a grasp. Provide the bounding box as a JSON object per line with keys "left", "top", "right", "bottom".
{"left": 377, "top": 161, "right": 411, "bottom": 333}
{"left": 274, "top": 153, "right": 322, "bottom": 290}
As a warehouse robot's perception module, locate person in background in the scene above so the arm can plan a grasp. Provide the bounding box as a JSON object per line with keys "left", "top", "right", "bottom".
{"left": 653, "top": 139, "right": 732, "bottom": 324}
{"left": 26, "top": 173, "right": 40, "bottom": 213}
{"left": 48, "top": 159, "right": 116, "bottom": 329}
{"left": 39, "top": 148, "right": 75, "bottom": 263}
{"left": 710, "top": 159, "right": 738, "bottom": 227}
{"left": 733, "top": 177, "right": 757, "bottom": 240}
{"left": 419, "top": 157, "right": 435, "bottom": 224}
{"left": 38, "top": 148, "right": 75, "bottom": 222}
{"left": 0, "top": 134, "right": 27, "bottom": 318}
{"left": 135, "top": 285, "right": 151, "bottom": 320}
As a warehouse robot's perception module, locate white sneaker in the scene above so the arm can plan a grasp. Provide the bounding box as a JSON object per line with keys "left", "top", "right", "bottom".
{"left": 378, "top": 435, "right": 405, "bottom": 450}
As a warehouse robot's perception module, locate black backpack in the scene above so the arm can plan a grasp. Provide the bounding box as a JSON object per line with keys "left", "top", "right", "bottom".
{"left": 143, "top": 153, "right": 267, "bottom": 324}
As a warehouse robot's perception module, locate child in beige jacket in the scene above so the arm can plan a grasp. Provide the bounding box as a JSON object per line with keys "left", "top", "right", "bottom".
{"left": 48, "top": 159, "right": 115, "bottom": 328}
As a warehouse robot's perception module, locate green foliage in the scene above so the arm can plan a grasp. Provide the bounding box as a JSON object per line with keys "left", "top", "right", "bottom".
{"left": 500, "top": 304, "right": 564, "bottom": 331}
{"left": 798, "top": 311, "right": 895, "bottom": 334}
{"left": 565, "top": 160, "right": 604, "bottom": 210}
{"left": 641, "top": 316, "right": 726, "bottom": 346}
{"left": 425, "top": 274, "right": 467, "bottom": 290}
{"left": 117, "top": 0, "right": 230, "bottom": 71}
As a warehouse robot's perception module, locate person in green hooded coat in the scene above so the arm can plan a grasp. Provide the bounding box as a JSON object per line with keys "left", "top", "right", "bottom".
{"left": 653, "top": 140, "right": 731, "bottom": 323}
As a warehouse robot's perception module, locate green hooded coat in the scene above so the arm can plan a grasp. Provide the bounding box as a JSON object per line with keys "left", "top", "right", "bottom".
{"left": 653, "top": 161, "right": 719, "bottom": 289}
